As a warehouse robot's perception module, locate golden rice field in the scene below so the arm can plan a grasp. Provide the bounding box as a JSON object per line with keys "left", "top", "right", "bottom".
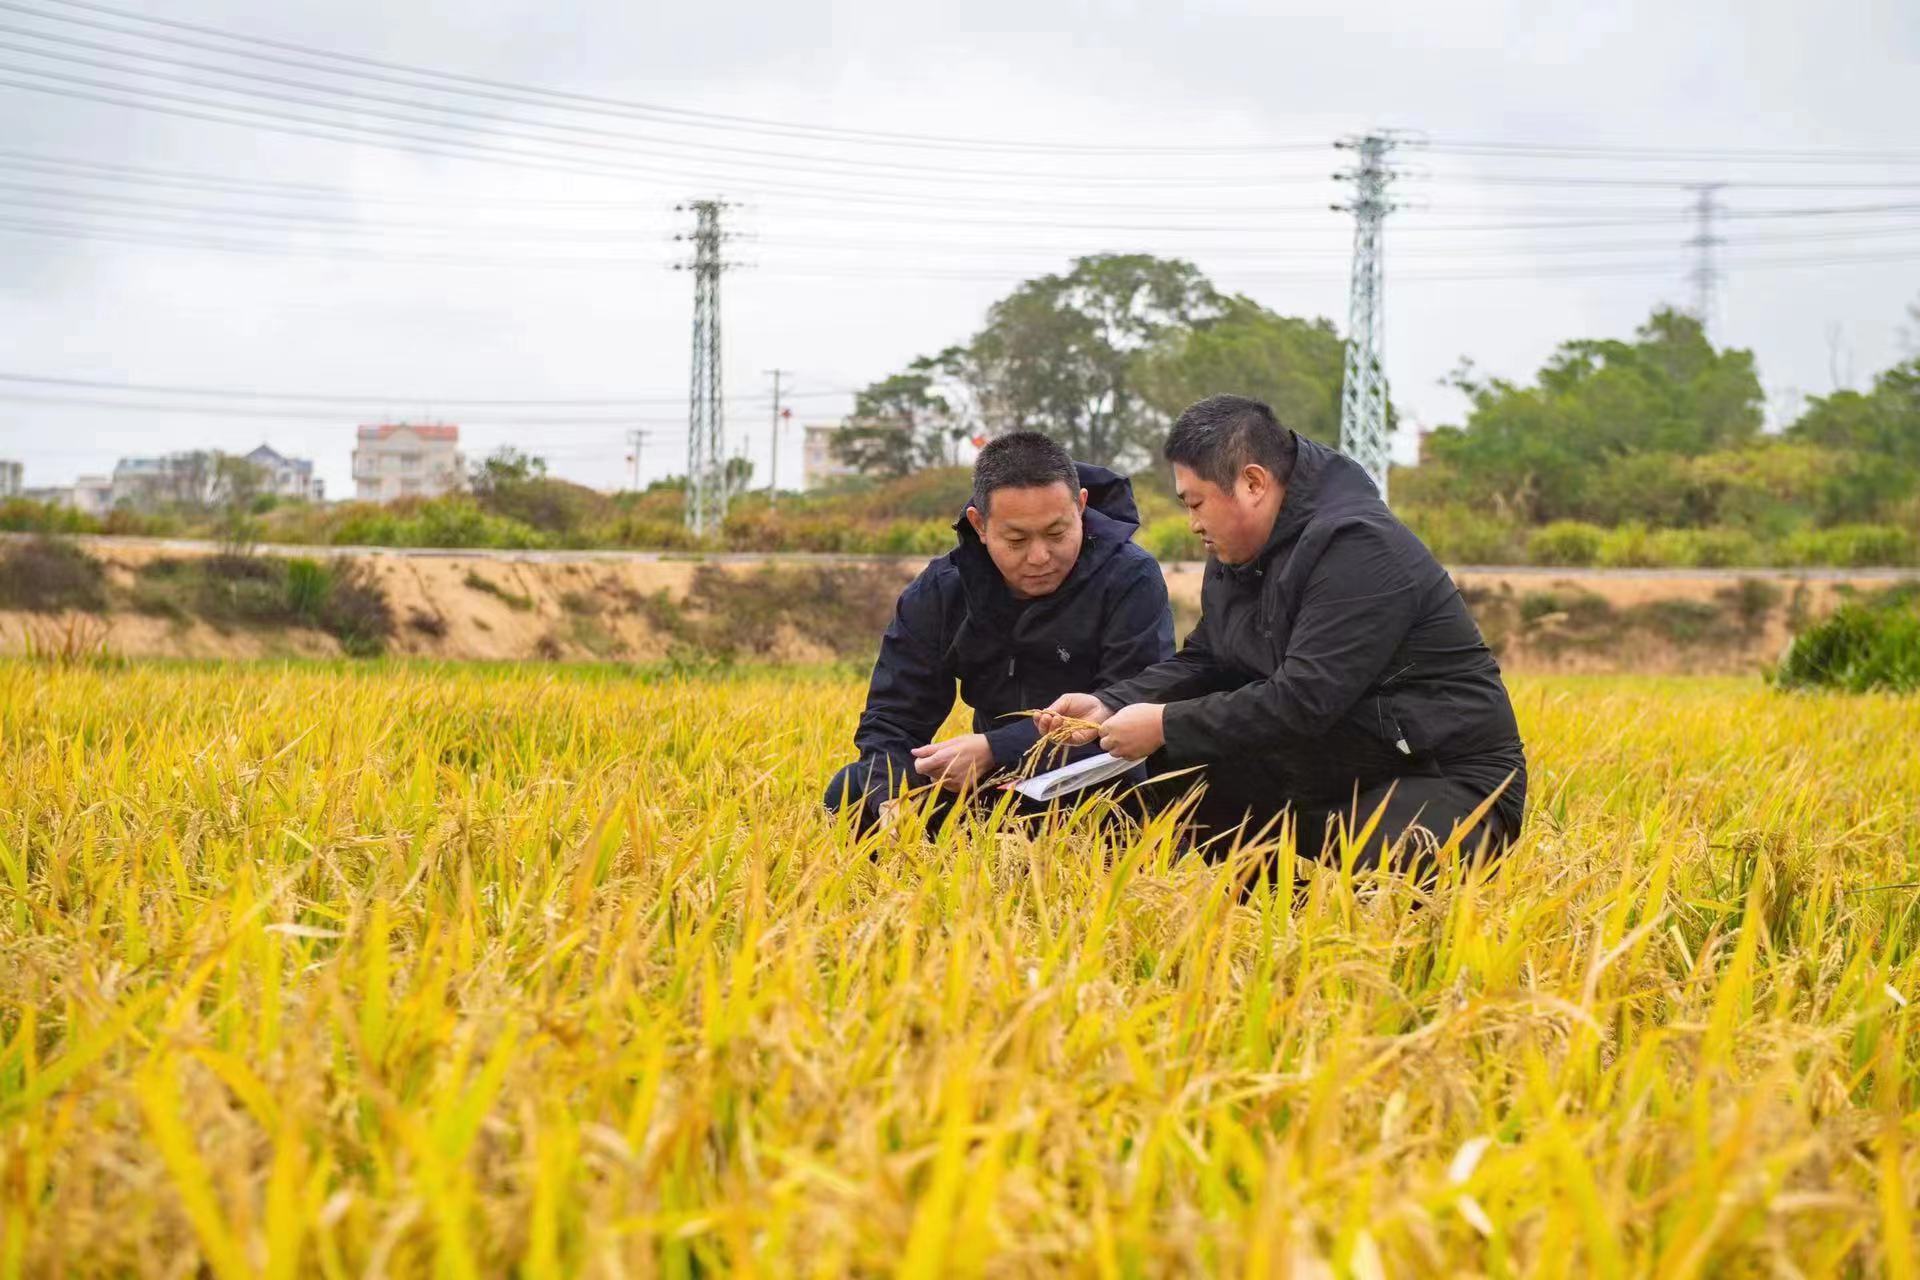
{"left": 2, "top": 659, "right": 1918, "bottom": 1277}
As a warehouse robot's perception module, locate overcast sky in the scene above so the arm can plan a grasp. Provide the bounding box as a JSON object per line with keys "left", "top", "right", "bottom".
{"left": 1, "top": 0, "right": 1916, "bottom": 499}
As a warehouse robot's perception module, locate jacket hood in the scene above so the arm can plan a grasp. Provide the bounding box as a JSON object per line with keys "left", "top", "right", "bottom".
{"left": 949, "top": 461, "right": 1143, "bottom": 611}
{"left": 948, "top": 461, "right": 1142, "bottom": 535}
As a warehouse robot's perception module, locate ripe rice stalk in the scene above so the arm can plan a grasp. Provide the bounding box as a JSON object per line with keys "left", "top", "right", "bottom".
{"left": 0, "top": 662, "right": 1915, "bottom": 1275}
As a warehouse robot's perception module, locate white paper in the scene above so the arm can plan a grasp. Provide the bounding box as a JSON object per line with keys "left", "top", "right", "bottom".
{"left": 1011, "top": 751, "right": 1139, "bottom": 802}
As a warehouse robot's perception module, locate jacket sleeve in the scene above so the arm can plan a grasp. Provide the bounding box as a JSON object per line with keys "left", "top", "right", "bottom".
{"left": 852, "top": 567, "right": 957, "bottom": 775}
{"left": 983, "top": 555, "right": 1177, "bottom": 767}
{"left": 1159, "top": 524, "right": 1420, "bottom": 761}
{"left": 1092, "top": 593, "right": 1230, "bottom": 712}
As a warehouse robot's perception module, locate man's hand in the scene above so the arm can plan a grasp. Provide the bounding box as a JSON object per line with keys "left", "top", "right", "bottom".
{"left": 1035, "top": 692, "right": 1113, "bottom": 744}
{"left": 1098, "top": 703, "right": 1165, "bottom": 760}
{"left": 910, "top": 732, "right": 996, "bottom": 792}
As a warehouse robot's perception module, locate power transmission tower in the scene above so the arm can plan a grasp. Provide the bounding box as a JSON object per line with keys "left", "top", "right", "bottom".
{"left": 1686, "top": 183, "right": 1725, "bottom": 338}
{"left": 1334, "top": 130, "right": 1416, "bottom": 502}
{"left": 764, "top": 368, "right": 791, "bottom": 509}
{"left": 675, "top": 199, "right": 735, "bottom": 536}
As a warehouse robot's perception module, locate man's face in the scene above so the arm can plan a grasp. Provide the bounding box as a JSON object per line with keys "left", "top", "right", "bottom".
{"left": 1172, "top": 461, "right": 1280, "bottom": 565}
{"left": 965, "top": 482, "right": 1088, "bottom": 599}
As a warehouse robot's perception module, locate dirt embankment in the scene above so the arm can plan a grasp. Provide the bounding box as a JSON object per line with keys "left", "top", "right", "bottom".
{"left": 2, "top": 537, "right": 1908, "bottom": 674}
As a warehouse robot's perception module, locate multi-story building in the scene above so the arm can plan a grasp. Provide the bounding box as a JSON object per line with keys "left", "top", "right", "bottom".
{"left": 245, "top": 444, "right": 324, "bottom": 502}
{"left": 352, "top": 423, "right": 464, "bottom": 503}
{"left": 0, "top": 460, "right": 21, "bottom": 499}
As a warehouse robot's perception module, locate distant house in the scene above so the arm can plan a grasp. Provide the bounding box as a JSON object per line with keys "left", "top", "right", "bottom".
{"left": 244, "top": 444, "right": 324, "bottom": 502}
{"left": 352, "top": 423, "right": 464, "bottom": 503}
{"left": 0, "top": 459, "right": 20, "bottom": 499}
{"left": 71, "top": 475, "right": 112, "bottom": 517}
{"left": 802, "top": 422, "right": 879, "bottom": 489}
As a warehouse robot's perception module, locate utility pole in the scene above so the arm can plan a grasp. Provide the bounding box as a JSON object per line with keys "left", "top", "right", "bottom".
{"left": 675, "top": 199, "right": 735, "bottom": 536}
{"left": 1334, "top": 130, "right": 1416, "bottom": 502}
{"left": 625, "top": 428, "right": 649, "bottom": 493}
{"left": 1686, "top": 183, "right": 1725, "bottom": 339}
{"left": 764, "top": 368, "right": 791, "bottom": 509}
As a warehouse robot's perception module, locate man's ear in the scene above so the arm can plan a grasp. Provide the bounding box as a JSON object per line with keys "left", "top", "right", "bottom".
{"left": 1077, "top": 487, "right": 1088, "bottom": 512}
{"left": 965, "top": 505, "right": 986, "bottom": 537}
{"left": 1241, "top": 464, "right": 1270, "bottom": 501}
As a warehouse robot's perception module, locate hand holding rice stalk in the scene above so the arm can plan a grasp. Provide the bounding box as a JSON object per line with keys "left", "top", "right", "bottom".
{"left": 1000, "top": 708, "right": 1108, "bottom": 778}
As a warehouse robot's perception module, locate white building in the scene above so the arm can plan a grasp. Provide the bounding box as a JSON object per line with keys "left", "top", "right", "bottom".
{"left": 0, "top": 460, "right": 20, "bottom": 499}
{"left": 352, "top": 423, "right": 464, "bottom": 503}
{"left": 245, "top": 444, "right": 324, "bottom": 502}
{"left": 802, "top": 422, "right": 873, "bottom": 489}
{"left": 71, "top": 475, "right": 112, "bottom": 516}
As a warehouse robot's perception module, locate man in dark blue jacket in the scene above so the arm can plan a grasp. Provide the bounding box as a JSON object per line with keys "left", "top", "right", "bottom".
{"left": 1042, "top": 395, "right": 1525, "bottom": 875}
{"left": 825, "top": 431, "right": 1175, "bottom": 833}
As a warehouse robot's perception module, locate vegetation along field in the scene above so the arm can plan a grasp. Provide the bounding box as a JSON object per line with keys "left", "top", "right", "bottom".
{"left": 3, "top": 661, "right": 1918, "bottom": 1275}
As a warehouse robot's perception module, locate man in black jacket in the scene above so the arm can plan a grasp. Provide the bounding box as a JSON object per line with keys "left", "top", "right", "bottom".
{"left": 1041, "top": 395, "right": 1525, "bottom": 872}
{"left": 825, "top": 431, "right": 1175, "bottom": 834}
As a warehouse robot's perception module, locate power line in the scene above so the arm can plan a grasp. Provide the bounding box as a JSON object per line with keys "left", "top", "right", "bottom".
{"left": 0, "top": 17, "right": 1320, "bottom": 185}
{"left": 0, "top": 370, "right": 855, "bottom": 404}
{"left": 14, "top": 0, "right": 1326, "bottom": 157}
{"left": 1427, "top": 138, "right": 1920, "bottom": 165}
{"left": 8, "top": 178, "right": 1915, "bottom": 260}
{"left": 0, "top": 70, "right": 1361, "bottom": 216}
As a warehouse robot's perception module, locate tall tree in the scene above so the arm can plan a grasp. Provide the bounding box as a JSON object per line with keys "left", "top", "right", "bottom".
{"left": 1426, "top": 308, "right": 1765, "bottom": 521}
{"left": 1133, "top": 297, "right": 1347, "bottom": 444}
{"left": 830, "top": 371, "right": 954, "bottom": 478}
{"left": 1789, "top": 356, "right": 1920, "bottom": 465}
{"left": 966, "top": 254, "right": 1223, "bottom": 464}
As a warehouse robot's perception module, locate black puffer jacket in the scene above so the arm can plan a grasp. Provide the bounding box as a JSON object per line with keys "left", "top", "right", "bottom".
{"left": 1096, "top": 435, "right": 1526, "bottom": 834}
{"left": 851, "top": 464, "right": 1175, "bottom": 777}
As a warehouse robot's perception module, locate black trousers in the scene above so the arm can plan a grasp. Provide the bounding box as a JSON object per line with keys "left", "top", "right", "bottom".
{"left": 826, "top": 755, "right": 1514, "bottom": 880}
{"left": 1152, "top": 759, "right": 1515, "bottom": 881}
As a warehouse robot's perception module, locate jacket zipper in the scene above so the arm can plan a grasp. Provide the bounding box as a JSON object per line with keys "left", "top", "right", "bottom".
{"left": 1377, "top": 694, "right": 1412, "bottom": 756}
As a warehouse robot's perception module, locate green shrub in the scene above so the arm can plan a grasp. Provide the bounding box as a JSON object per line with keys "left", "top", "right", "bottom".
{"left": 1138, "top": 515, "right": 1204, "bottom": 563}
{"left": 877, "top": 519, "right": 952, "bottom": 556}
{"left": 0, "top": 499, "right": 98, "bottom": 536}
{"left": 1779, "top": 524, "right": 1916, "bottom": 568}
{"left": 0, "top": 537, "right": 107, "bottom": 612}
{"left": 1775, "top": 599, "right": 1920, "bottom": 692}
{"left": 1526, "top": 521, "right": 1605, "bottom": 567}
{"left": 284, "top": 557, "right": 331, "bottom": 619}
{"left": 1597, "top": 524, "right": 1660, "bottom": 568}
{"left": 317, "top": 560, "right": 393, "bottom": 657}
{"left": 1645, "top": 527, "right": 1760, "bottom": 568}
{"left": 1403, "top": 504, "right": 1523, "bottom": 565}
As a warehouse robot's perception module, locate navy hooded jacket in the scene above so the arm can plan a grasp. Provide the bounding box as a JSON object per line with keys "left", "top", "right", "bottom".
{"left": 848, "top": 463, "right": 1175, "bottom": 783}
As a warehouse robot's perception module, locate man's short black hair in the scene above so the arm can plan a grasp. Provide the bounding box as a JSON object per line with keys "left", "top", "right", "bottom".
{"left": 1163, "top": 394, "right": 1298, "bottom": 490}
{"left": 971, "top": 430, "right": 1078, "bottom": 514}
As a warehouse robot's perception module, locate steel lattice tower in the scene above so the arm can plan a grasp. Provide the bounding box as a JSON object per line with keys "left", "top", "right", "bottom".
{"left": 1686, "top": 183, "right": 1725, "bottom": 339}
{"left": 677, "top": 199, "right": 733, "bottom": 536}
{"left": 1335, "top": 132, "right": 1409, "bottom": 501}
